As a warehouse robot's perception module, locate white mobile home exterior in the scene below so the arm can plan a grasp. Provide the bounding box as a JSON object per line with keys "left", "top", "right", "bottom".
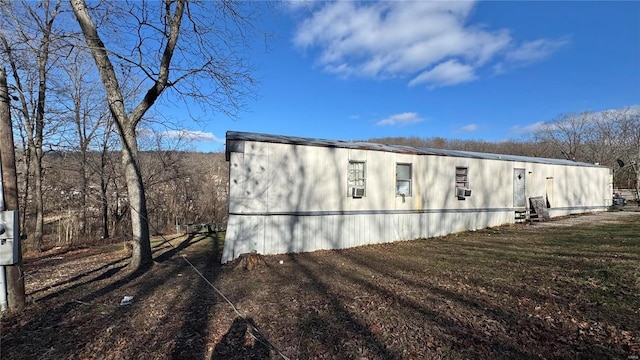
{"left": 222, "top": 131, "right": 612, "bottom": 263}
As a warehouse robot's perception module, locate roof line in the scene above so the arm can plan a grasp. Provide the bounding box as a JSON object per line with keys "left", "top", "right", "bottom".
{"left": 226, "top": 131, "right": 606, "bottom": 168}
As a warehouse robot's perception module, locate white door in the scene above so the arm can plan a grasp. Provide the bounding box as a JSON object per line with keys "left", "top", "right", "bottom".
{"left": 513, "top": 169, "right": 526, "bottom": 208}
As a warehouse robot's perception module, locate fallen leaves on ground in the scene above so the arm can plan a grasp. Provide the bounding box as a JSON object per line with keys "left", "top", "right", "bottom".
{"left": 1, "top": 212, "right": 639, "bottom": 359}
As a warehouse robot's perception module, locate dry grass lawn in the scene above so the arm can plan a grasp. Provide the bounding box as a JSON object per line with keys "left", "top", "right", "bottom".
{"left": 2, "top": 211, "right": 639, "bottom": 359}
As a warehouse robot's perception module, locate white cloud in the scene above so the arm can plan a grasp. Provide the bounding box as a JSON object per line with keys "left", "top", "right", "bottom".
{"left": 162, "top": 130, "right": 222, "bottom": 143}
{"left": 506, "top": 38, "right": 569, "bottom": 63}
{"left": 376, "top": 112, "right": 425, "bottom": 126}
{"left": 495, "top": 37, "right": 569, "bottom": 74}
{"left": 460, "top": 124, "right": 478, "bottom": 133}
{"left": 509, "top": 121, "right": 551, "bottom": 137}
{"left": 409, "top": 59, "right": 476, "bottom": 88}
{"left": 293, "top": 1, "right": 568, "bottom": 87}
{"left": 282, "top": 0, "right": 323, "bottom": 12}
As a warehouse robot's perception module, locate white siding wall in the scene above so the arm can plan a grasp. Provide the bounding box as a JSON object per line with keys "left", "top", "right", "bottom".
{"left": 223, "top": 140, "right": 611, "bottom": 263}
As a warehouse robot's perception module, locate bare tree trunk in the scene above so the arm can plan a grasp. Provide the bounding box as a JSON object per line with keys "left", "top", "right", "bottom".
{"left": 121, "top": 127, "right": 152, "bottom": 269}
{"left": 80, "top": 154, "right": 88, "bottom": 236}
{"left": 71, "top": 0, "right": 186, "bottom": 269}
{"left": 32, "top": 148, "right": 44, "bottom": 250}
{"left": 32, "top": 11, "right": 50, "bottom": 249}
{"left": 99, "top": 125, "right": 113, "bottom": 240}
{"left": 71, "top": 0, "right": 152, "bottom": 268}
{"left": 18, "top": 140, "right": 30, "bottom": 236}
{"left": 100, "top": 171, "right": 109, "bottom": 239}
{"left": 74, "top": 83, "right": 88, "bottom": 236}
{"left": 0, "top": 67, "right": 26, "bottom": 311}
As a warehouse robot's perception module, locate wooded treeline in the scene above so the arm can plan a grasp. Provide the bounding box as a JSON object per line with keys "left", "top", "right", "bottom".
{"left": 0, "top": 0, "right": 257, "bottom": 261}
{"left": 16, "top": 150, "right": 228, "bottom": 252}
{"left": 370, "top": 108, "right": 640, "bottom": 191}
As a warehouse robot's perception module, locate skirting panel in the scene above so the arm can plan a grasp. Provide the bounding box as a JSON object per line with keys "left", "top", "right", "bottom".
{"left": 222, "top": 209, "right": 515, "bottom": 263}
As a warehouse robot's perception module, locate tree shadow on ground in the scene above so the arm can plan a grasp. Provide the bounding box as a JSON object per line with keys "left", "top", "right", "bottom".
{"left": 29, "top": 255, "right": 130, "bottom": 299}
{"left": 1, "top": 262, "right": 157, "bottom": 358}
{"left": 210, "top": 317, "right": 271, "bottom": 360}
{"left": 285, "top": 253, "right": 401, "bottom": 359}
{"left": 154, "top": 233, "right": 203, "bottom": 263}
{"left": 169, "top": 233, "right": 225, "bottom": 359}
{"left": 31, "top": 234, "right": 204, "bottom": 301}
{"left": 2, "top": 233, "right": 218, "bottom": 360}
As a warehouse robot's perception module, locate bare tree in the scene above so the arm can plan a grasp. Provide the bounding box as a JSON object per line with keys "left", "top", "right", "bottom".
{"left": 615, "top": 108, "right": 640, "bottom": 197}
{"left": 0, "top": 0, "right": 65, "bottom": 251}
{"left": 534, "top": 112, "right": 594, "bottom": 162}
{"left": 70, "top": 0, "right": 258, "bottom": 269}
{"left": 53, "top": 45, "right": 108, "bottom": 237}
{"left": 530, "top": 107, "right": 639, "bottom": 195}
{"left": 1, "top": 66, "right": 26, "bottom": 310}
{"left": 97, "top": 119, "right": 119, "bottom": 240}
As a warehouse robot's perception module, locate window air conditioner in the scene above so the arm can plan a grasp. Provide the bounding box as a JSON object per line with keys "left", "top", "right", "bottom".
{"left": 456, "top": 187, "right": 466, "bottom": 198}
{"left": 352, "top": 187, "right": 365, "bottom": 198}
{"left": 464, "top": 188, "right": 472, "bottom": 197}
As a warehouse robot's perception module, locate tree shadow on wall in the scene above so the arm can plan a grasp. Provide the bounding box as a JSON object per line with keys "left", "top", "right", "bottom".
{"left": 211, "top": 317, "right": 271, "bottom": 360}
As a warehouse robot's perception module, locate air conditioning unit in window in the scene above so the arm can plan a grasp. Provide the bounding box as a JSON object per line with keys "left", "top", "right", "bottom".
{"left": 352, "top": 187, "right": 365, "bottom": 198}
{"left": 456, "top": 187, "right": 472, "bottom": 199}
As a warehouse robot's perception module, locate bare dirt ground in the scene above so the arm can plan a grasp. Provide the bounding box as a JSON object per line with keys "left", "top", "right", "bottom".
{"left": 532, "top": 208, "right": 640, "bottom": 229}
{"left": 531, "top": 206, "right": 640, "bottom": 228}
{"left": 1, "top": 210, "right": 639, "bottom": 360}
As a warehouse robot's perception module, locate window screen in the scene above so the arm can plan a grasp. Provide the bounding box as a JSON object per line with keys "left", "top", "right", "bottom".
{"left": 396, "top": 163, "right": 412, "bottom": 196}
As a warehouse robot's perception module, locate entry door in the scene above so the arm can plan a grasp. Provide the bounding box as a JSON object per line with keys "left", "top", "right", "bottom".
{"left": 513, "top": 168, "right": 526, "bottom": 208}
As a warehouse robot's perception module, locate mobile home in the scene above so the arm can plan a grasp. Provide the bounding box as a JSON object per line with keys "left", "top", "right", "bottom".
{"left": 222, "top": 131, "right": 612, "bottom": 263}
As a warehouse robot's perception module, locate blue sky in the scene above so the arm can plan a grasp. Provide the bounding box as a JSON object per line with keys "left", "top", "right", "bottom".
{"left": 160, "top": 1, "right": 640, "bottom": 152}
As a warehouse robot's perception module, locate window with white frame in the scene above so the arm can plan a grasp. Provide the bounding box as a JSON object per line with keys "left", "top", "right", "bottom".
{"left": 348, "top": 161, "right": 366, "bottom": 197}
{"left": 455, "top": 166, "right": 469, "bottom": 199}
{"left": 396, "top": 163, "right": 412, "bottom": 196}
{"left": 455, "top": 167, "right": 469, "bottom": 189}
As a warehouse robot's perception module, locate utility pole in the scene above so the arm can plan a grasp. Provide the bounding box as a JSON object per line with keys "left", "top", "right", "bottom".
{"left": 0, "top": 66, "right": 26, "bottom": 311}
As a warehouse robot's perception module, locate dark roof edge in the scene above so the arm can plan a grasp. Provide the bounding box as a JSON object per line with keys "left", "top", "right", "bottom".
{"left": 226, "top": 131, "right": 608, "bottom": 168}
